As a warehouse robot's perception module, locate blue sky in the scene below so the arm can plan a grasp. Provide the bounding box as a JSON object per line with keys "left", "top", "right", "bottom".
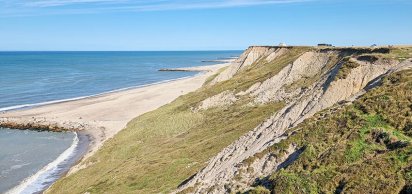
{"left": 0, "top": 0, "right": 411, "bottom": 51}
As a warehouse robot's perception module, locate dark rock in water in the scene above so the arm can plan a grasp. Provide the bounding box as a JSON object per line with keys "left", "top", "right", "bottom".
{"left": 158, "top": 68, "right": 195, "bottom": 72}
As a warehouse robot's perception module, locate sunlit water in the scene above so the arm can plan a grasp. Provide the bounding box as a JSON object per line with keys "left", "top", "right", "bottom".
{"left": 0, "top": 51, "right": 241, "bottom": 193}
{"left": 0, "top": 128, "right": 75, "bottom": 192}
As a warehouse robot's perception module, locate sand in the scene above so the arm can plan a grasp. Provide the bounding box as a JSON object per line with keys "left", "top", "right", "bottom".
{"left": 0, "top": 62, "right": 230, "bottom": 173}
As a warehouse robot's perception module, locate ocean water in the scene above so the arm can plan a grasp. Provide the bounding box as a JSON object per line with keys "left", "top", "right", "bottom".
{"left": 0, "top": 128, "right": 75, "bottom": 193}
{"left": 0, "top": 51, "right": 241, "bottom": 193}
{"left": 0, "top": 51, "right": 240, "bottom": 110}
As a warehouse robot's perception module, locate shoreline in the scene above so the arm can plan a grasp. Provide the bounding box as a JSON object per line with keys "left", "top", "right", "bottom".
{"left": 0, "top": 74, "right": 197, "bottom": 113}
{"left": 0, "top": 64, "right": 228, "bottom": 114}
{"left": 4, "top": 131, "right": 90, "bottom": 194}
{"left": 0, "top": 62, "right": 231, "bottom": 190}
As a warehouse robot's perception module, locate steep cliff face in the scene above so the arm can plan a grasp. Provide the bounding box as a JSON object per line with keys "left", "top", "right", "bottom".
{"left": 210, "top": 46, "right": 289, "bottom": 84}
{"left": 45, "top": 45, "right": 412, "bottom": 194}
{"left": 177, "top": 47, "right": 412, "bottom": 193}
{"left": 251, "top": 67, "right": 412, "bottom": 194}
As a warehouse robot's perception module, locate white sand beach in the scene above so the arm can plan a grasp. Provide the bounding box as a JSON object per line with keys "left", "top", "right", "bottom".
{"left": 0, "top": 62, "right": 229, "bottom": 173}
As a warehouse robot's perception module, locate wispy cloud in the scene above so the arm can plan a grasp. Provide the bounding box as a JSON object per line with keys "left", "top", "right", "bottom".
{"left": 0, "top": 0, "right": 314, "bottom": 16}
{"left": 24, "top": 0, "right": 124, "bottom": 7}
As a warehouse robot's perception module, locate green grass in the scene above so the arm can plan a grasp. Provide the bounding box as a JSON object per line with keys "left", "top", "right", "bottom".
{"left": 48, "top": 47, "right": 412, "bottom": 194}
{"left": 270, "top": 170, "right": 320, "bottom": 194}
{"left": 49, "top": 89, "right": 284, "bottom": 194}
{"left": 203, "top": 66, "right": 228, "bottom": 86}
{"left": 47, "top": 47, "right": 307, "bottom": 194}
{"left": 335, "top": 57, "right": 360, "bottom": 80}
{"left": 202, "top": 47, "right": 312, "bottom": 95}
{"left": 344, "top": 115, "right": 388, "bottom": 163}
{"left": 285, "top": 54, "right": 340, "bottom": 92}
{"left": 387, "top": 47, "right": 412, "bottom": 61}
{"left": 248, "top": 69, "right": 412, "bottom": 194}
{"left": 49, "top": 90, "right": 284, "bottom": 194}
{"left": 246, "top": 186, "right": 271, "bottom": 194}
{"left": 357, "top": 46, "right": 412, "bottom": 62}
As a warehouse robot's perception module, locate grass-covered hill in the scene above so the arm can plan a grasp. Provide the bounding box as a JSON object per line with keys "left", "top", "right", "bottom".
{"left": 47, "top": 46, "right": 412, "bottom": 194}
{"left": 248, "top": 69, "right": 412, "bottom": 194}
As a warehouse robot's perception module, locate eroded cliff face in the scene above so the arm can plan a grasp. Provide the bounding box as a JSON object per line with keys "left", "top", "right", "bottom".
{"left": 210, "top": 46, "right": 289, "bottom": 84}
{"left": 177, "top": 46, "right": 411, "bottom": 193}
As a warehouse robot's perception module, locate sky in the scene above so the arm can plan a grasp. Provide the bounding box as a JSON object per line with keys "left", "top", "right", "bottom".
{"left": 0, "top": 0, "right": 411, "bottom": 51}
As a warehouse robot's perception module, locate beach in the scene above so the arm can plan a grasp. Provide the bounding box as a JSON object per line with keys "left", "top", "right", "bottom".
{"left": 0, "top": 62, "right": 229, "bottom": 176}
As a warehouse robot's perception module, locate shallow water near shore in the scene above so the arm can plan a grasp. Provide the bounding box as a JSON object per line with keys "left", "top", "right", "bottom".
{"left": 0, "top": 51, "right": 241, "bottom": 193}
{"left": 0, "top": 128, "right": 89, "bottom": 193}
{"left": 0, "top": 51, "right": 241, "bottom": 111}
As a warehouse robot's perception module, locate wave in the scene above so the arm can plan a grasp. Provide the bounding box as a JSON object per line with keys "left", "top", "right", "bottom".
{"left": 1, "top": 163, "right": 31, "bottom": 176}
{"left": 1, "top": 72, "right": 204, "bottom": 194}
{"left": 6, "top": 132, "right": 79, "bottom": 194}
{"left": 0, "top": 74, "right": 199, "bottom": 113}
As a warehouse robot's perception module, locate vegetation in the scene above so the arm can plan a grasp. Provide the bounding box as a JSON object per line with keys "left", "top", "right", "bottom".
{"left": 354, "top": 46, "right": 412, "bottom": 63}
{"left": 387, "top": 47, "right": 412, "bottom": 61}
{"left": 246, "top": 186, "right": 271, "bottom": 194}
{"left": 48, "top": 46, "right": 411, "bottom": 194}
{"left": 286, "top": 54, "right": 340, "bottom": 92}
{"left": 203, "top": 66, "right": 228, "bottom": 86}
{"left": 200, "top": 46, "right": 312, "bottom": 95}
{"left": 335, "top": 57, "right": 360, "bottom": 80}
{"left": 47, "top": 47, "right": 311, "bottom": 194}
{"left": 249, "top": 70, "right": 412, "bottom": 194}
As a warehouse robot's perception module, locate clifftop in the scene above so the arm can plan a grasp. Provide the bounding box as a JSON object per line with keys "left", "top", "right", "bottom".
{"left": 48, "top": 45, "right": 412, "bottom": 194}
{"left": 178, "top": 46, "right": 412, "bottom": 193}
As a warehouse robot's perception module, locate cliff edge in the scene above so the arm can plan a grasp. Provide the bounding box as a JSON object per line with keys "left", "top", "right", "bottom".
{"left": 47, "top": 46, "right": 412, "bottom": 194}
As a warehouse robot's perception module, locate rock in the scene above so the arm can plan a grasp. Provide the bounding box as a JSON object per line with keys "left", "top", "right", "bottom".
{"left": 210, "top": 46, "right": 289, "bottom": 84}
{"left": 176, "top": 47, "right": 409, "bottom": 194}
{"left": 195, "top": 91, "right": 237, "bottom": 111}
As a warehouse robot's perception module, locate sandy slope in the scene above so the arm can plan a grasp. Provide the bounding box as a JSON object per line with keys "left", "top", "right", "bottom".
{"left": 177, "top": 47, "right": 412, "bottom": 193}
{"left": 0, "top": 63, "right": 229, "bottom": 172}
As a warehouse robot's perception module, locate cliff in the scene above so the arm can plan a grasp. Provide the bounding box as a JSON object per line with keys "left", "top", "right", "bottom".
{"left": 47, "top": 46, "right": 412, "bottom": 194}
{"left": 177, "top": 46, "right": 412, "bottom": 193}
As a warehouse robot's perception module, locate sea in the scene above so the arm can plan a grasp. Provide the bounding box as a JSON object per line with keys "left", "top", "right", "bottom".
{"left": 0, "top": 51, "right": 241, "bottom": 193}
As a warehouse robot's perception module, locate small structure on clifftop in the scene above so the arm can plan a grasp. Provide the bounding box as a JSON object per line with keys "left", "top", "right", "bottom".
{"left": 318, "top": 43, "right": 333, "bottom": 47}
{"left": 279, "top": 42, "right": 287, "bottom": 47}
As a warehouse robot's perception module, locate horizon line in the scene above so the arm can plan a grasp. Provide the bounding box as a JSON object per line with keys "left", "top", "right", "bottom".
{"left": 0, "top": 49, "right": 245, "bottom": 52}
{"left": 2, "top": 44, "right": 412, "bottom": 52}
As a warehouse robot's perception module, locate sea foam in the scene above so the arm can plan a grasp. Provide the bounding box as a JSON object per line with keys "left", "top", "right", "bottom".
{"left": 6, "top": 132, "right": 79, "bottom": 194}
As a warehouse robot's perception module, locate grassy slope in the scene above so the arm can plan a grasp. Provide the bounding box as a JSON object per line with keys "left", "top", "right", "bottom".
{"left": 48, "top": 47, "right": 311, "bottom": 194}
{"left": 248, "top": 70, "right": 412, "bottom": 194}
